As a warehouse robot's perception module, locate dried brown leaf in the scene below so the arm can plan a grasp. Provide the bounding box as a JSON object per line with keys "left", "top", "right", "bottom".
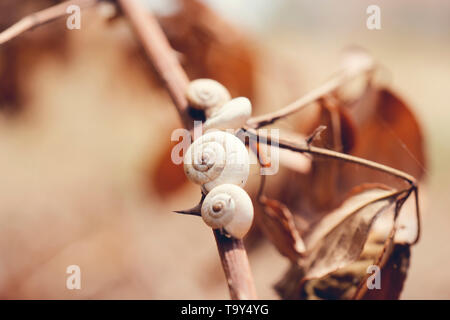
{"left": 344, "top": 86, "right": 426, "bottom": 187}
{"left": 394, "top": 194, "right": 420, "bottom": 244}
{"left": 303, "top": 185, "right": 393, "bottom": 250}
{"left": 275, "top": 183, "right": 414, "bottom": 300}
{"left": 257, "top": 196, "right": 306, "bottom": 263}
{"left": 359, "top": 244, "right": 410, "bottom": 300}
{"left": 276, "top": 203, "right": 402, "bottom": 300}
{"left": 303, "top": 100, "right": 352, "bottom": 212}
{"left": 353, "top": 195, "right": 412, "bottom": 299}
{"left": 301, "top": 186, "right": 402, "bottom": 280}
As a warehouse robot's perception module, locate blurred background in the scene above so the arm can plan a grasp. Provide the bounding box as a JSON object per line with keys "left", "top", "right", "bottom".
{"left": 0, "top": 0, "right": 449, "bottom": 299}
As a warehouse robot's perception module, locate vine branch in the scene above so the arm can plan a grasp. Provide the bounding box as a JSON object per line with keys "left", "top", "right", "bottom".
{"left": 117, "top": 0, "right": 193, "bottom": 129}
{"left": 241, "top": 127, "right": 416, "bottom": 184}
{"left": 246, "top": 62, "right": 374, "bottom": 128}
{"left": 117, "top": 0, "right": 257, "bottom": 300}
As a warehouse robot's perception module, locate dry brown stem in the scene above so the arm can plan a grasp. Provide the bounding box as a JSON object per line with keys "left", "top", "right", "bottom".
{"left": 247, "top": 64, "right": 374, "bottom": 128}
{"left": 117, "top": 0, "right": 257, "bottom": 300}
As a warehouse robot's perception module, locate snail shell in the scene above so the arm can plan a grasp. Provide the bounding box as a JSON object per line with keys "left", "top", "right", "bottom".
{"left": 186, "top": 79, "right": 231, "bottom": 118}
{"left": 183, "top": 131, "right": 249, "bottom": 192}
{"left": 203, "top": 97, "right": 252, "bottom": 131}
{"left": 201, "top": 184, "right": 254, "bottom": 239}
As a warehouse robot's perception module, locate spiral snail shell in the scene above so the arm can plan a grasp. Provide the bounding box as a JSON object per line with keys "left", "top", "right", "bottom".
{"left": 203, "top": 97, "right": 252, "bottom": 131}
{"left": 183, "top": 131, "right": 249, "bottom": 192}
{"left": 201, "top": 184, "right": 254, "bottom": 239}
{"left": 186, "top": 79, "right": 231, "bottom": 118}
{"left": 182, "top": 80, "right": 254, "bottom": 239}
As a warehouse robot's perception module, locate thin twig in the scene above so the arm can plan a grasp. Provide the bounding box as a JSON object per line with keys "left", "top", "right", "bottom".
{"left": 117, "top": 0, "right": 193, "bottom": 129}
{"left": 241, "top": 127, "right": 421, "bottom": 243}
{"left": 0, "top": 0, "right": 99, "bottom": 45}
{"left": 246, "top": 64, "right": 374, "bottom": 129}
{"left": 241, "top": 127, "right": 416, "bottom": 185}
{"left": 117, "top": 0, "right": 257, "bottom": 300}
{"left": 213, "top": 230, "right": 258, "bottom": 300}
{"left": 305, "top": 125, "right": 327, "bottom": 146}
{"left": 173, "top": 193, "right": 205, "bottom": 216}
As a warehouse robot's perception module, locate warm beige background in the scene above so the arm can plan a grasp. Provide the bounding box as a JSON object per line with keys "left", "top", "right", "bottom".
{"left": 0, "top": 0, "right": 448, "bottom": 299}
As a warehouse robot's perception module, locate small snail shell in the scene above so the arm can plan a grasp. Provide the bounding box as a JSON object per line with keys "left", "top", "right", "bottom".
{"left": 201, "top": 184, "right": 254, "bottom": 239}
{"left": 186, "top": 79, "right": 231, "bottom": 118}
{"left": 203, "top": 97, "right": 252, "bottom": 131}
{"left": 183, "top": 131, "right": 249, "bottom": 192}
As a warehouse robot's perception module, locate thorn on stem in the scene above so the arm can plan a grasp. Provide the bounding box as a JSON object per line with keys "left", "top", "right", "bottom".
{"left": 173, "top": 193, "right": 205, "bottom": 216}
{"left": 306, "top": 125, "right": 327, "bottom": 146}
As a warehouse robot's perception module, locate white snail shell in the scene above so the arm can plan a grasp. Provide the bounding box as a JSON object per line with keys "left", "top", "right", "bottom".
{"left": 203, "top": 97, "right": 252, "bottom": 131}
{"left": 186, "top": 79, "right": 231, "bottom": 118}
{"left": 201, "top": 184, "right": 254, "bottom": 239}
{"left": 183, "top": 131, "right": 249, "bottom": 192}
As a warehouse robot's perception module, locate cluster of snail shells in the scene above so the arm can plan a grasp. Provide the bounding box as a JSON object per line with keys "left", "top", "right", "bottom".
{"left": 186, "top": 79, "right": 252, "bottom": 131}
{"left": 183, "top": 79, "right": 253, "bottom": 239}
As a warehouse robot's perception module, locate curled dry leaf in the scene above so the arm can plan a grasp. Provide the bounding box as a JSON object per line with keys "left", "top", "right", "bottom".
{"left": 302, "top": 100, "right": 352, "bottom": 212}
{"left": 343, "top": 85, "right": 426, "bottom": 188}
{"left": 271, "top": 82, "right": 425, "bottom": 222}
{"left": 358, "top": 244, "right": 410, "bottom": 300}
{"left": 270, "top": 84, "right": 424, "bottom": 299}
{"left": 294, "top": 227, "right": 410, "bottom": 300}
{"left": 245, "top": 55, "right": 425, "bottom": 299}
{"left": 257, "top": 196, "right": 306, "bottom": 263}
{"left": 302, "top": 185, "right": 394, "bottom": 250}
{"left": 393, "top": 194, "right": 420, "bottom": 244}
{"left": 301, "top": 186, "right": 402, "bottom": 280}
{"left": 275, "top": 184, "right": 411, "bottom": 299}
{"left": 280, "top": 231, "right": 408, "bottom": 300}
{"left": 341, "top": 84, "right": 426, "bottom": 245}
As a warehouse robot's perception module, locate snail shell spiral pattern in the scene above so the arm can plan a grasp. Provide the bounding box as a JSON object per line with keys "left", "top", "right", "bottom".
{"left": 201, "top": 184, "right": 254, "bottom": 239}
{"left": 183, "top": 131, "right": 249, "bottom": 192}
{"left": 186, "top": 79, "right": 231, "bottom": 118}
